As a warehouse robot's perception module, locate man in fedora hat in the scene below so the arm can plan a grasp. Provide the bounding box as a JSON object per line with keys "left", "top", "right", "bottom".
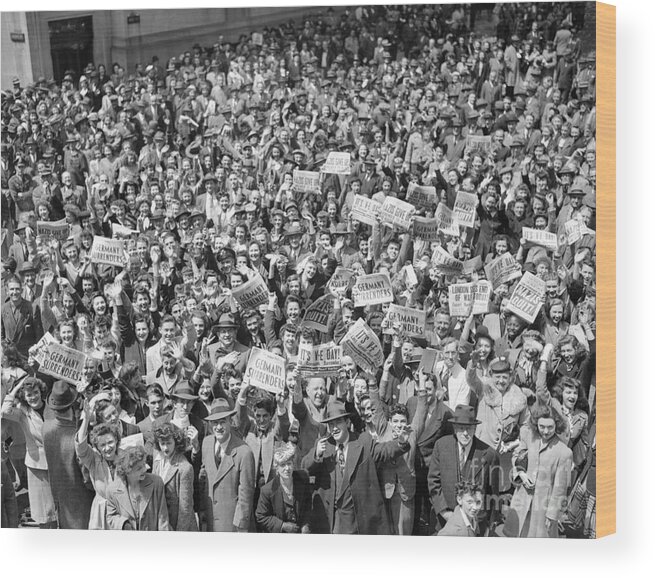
{"left": 200, "top": 398, "right": 255, "bottom": 532}
{"left": 301, "top": 399, "right": 411, "bottom": 534}
{"left": 42, "top": 381, "right": 94, "bottom": 529}
{"left": 428, "top": 404, "right": 499, "bottom": 535}
{"left": 207, "top": 312, "right": 249, "bottom": 375}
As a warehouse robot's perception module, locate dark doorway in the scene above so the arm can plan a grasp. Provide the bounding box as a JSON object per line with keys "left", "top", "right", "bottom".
{"left": 48, "top": 15, "right": 94, "bottom": 82}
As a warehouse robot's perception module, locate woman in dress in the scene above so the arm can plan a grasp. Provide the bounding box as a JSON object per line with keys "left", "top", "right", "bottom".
{"left": 1, "top": 377, "right": 57, "bottom": 528}
{"left": 151, "top": 422, "right": 198, "bottom": 531}
{"left": 106, "top": 446, "right": 170, "bottom": 531}
{"left": 74, "top": 394, "right": 121, "bottom": 529}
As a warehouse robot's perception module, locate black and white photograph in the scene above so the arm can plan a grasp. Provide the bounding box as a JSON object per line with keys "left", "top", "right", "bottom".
{"left": 1, "top": 1, "right": 603, "bottom": 541}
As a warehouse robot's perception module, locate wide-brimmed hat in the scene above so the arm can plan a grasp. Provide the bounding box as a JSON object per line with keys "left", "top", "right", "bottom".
{"left": 46, "top": 380, "right": 77, "bottom": 411}
{"left": 204, "top": 398, "right": 237, "bottom": 421}
{"left": 320, "top": 400, "right": 351, "bottom": 423}
{"left": 448, "top": 405, "right": 481, "bottom": 426}
{"left": 215, "top": 312, "right": 239, "bottom": 329}
{"left": 170, "top": 381, "right": 198, "bottom": 401}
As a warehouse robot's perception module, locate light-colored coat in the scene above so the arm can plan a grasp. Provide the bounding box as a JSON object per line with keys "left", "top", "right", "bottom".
{"left": 106, "top": 473, "right": 171, "bottom": 531}
{"left": 200, "top": 433, "right": 255, "bottom": 532}
{"left": 75, "top": 434, "right": 118, "bottom": 529}
{"left": 510, "top": 427, "right": 573, "bottom": 538}
{"left": 1, "top": 401, "right": 47, "bottom": 469}
{"left": 437, "top": 505, "right": 478, "bottom": 537}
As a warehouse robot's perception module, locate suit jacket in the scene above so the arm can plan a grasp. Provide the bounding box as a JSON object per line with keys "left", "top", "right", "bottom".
{"left": 302, "top": 431, "right": 409, "bottom": 535}
{"left": 106, "top": 473, "right": 171, "bottom": 531}
{"left": 200, "top": 433, "right": 255, "bottom": 532}
{"left": 427, "top": 435, "right": 500, "bottom": 526}
{"left": 156, "top": 452, "right": 198, "bottom": 531}
{"left": 255, "top": 470, "right": 313, "bottom": 532}
{"left": 408, "top": 398, "right": 453, "bottom": 465}
{"left": 236, "top": 404, "right": 290, "bottom": 486}
{"left": 1, "top": 298, "right": 39, "bottom": 351}
{"left": 437, "top": 505, "right": 478, "bottom": 537}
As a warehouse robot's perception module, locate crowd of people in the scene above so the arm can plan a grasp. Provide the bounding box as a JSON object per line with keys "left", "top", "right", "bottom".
{"left": 1, "top": 3, "right": 597, "bottom": 538}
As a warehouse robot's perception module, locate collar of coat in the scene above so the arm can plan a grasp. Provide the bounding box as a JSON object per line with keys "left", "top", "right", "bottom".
{"left": 483, "top": 383, "right": 527, "bottom": 416}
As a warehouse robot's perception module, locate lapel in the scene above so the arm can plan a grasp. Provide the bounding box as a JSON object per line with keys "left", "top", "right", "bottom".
{"left": 214, "top": 435, "right": 237, "bottom": 487}
{"left": 112, "top": 475, "right": 154, "bottom": 524}
{"left": 139, "top": 475, "right": 155, "bottom": 519}
{"left": 337, "top": 434, "right": 363, "bottom": 500}
{"left": 271, "top": 477, "right": 285, "bottom": 516}
{"left": 162, "top": 455, "right": 180, "bottom": 486}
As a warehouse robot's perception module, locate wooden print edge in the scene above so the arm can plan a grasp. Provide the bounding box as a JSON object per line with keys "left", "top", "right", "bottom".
{"left": 595, "top": 1, "right": 616, "bottom": 538}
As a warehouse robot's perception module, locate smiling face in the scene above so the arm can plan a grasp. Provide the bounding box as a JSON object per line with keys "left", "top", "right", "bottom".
{"left": 306, "top": 378, "right": 327, "bottom": 409}
{"left": 23, "top": 385, "right": 43, "bottom": 409}
{"left": 95, "top": 433, "right": 118, "bottom": 461}
{"left": 457, "top": 490, "right": 483, "bottom": 522}
{"left": 328, "top": 416, "right": 350, "bottom": 444}
{"left": 537, "top": 417, "right": 556, "bottom": 442}
{"left": 212, "top": 417, "right": 232, "bottom": 444}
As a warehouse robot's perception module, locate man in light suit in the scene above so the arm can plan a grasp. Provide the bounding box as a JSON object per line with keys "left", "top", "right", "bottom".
{"left": 438, "top": 481, "right": 484, "bottom": 537}
{"left": 428, "top": 405, "right": 500, "bottom": 535}
{"left": 200, "top": 399, "right": 255, "bottom": 532}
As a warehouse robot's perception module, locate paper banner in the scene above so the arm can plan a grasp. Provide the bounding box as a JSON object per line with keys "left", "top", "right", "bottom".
{"left": 351, "top": 195, "right": 382, "bottom": 226}
{"left": 297, "top": 342, "right": 343, "bottom": 377}
{"left": 37, "top": 219, "right": 71, "bottom": 243}
{"left": 39, "top": 342, "right": 88, "bottom": 387}
{"left": 453, "top": 191, "right": 478, "bottom": 228}
{"left": 383, "top": 304, "right": 426, "bottom": 338}
{"left": 431, "top": 246, "right": 464, "bottom": 274}
{"left": 352, "top": 272, "right": 394, "bottom": 307}
{"left": 379, "top": 197, "right": 415, "bottom": 231}
{"left": 413, "top": 216, "right": 441, "bottom": 242}
{"left": 90, "top": 237, "right": 126, "bottom": 267}
{"left": 340, "top": 318, "right": 383, "bottom": 375}
{"left": 436, "top": 203, "right": 460, "bottom": 236}
{"left": 293, "top": 170, "right": 320, "bottom": 193}
{"left": 465, "top": 134, "right": 491, "bottom": 154}
{"left": 484, "top": 252, "right": 522, "bottom": 288}
{"left": 231, "top": 274, "right": 269, "bottom": 310}
{"left": 506, "top": 272, "right": 546, "bottom": 324}
{"left": 406, "top": 183, "right": 438, "bottom": 209}
{"left": 322, "top": 152, "right": 351, "bottom": 175}
{"left": 245, "top": 348, "right": 286, "bottom": 395}
{"left": 522, "top": 227, "right": 558, "bottom": 251}
{"left": 302, "top": 294, "right": 333, "bottom": 332}
{"left": 326, "top": 267, "right": 354, "bottom": 294}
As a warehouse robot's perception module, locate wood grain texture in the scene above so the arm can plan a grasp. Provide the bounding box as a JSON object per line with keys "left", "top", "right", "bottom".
{"left": 595, "top": 1, "right": 616, "bottom": 538}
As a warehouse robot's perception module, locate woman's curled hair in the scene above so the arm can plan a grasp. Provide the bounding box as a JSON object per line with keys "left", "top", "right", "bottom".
{"left": 152, "top": 422, "right": 187, "bottom": 454}
{"left": 115, "top": 446, "right": 147, "bottom": 478}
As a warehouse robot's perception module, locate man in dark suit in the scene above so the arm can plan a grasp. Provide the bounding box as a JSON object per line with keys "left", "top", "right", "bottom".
{"left": 302, "top": 400, "right": 411, "bottom": 535}
{"left": 1, "top": 275, "right": 39, "bottom": 351}
{"left": 408, "top": 375, "right": 453, "bottom": 535}
{"left": 428, "top": 405, "right": 500, "bottom": 535}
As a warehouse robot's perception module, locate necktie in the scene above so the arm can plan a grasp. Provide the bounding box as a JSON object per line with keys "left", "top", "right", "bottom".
{"left": 459, "top": 445, "right": 467, "bottom": 474}
{"left": 215, "top": 445, "right": 222, "bottom": 469}
{"left": 337, "top": 444, "right": 345, "bottom": 473}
